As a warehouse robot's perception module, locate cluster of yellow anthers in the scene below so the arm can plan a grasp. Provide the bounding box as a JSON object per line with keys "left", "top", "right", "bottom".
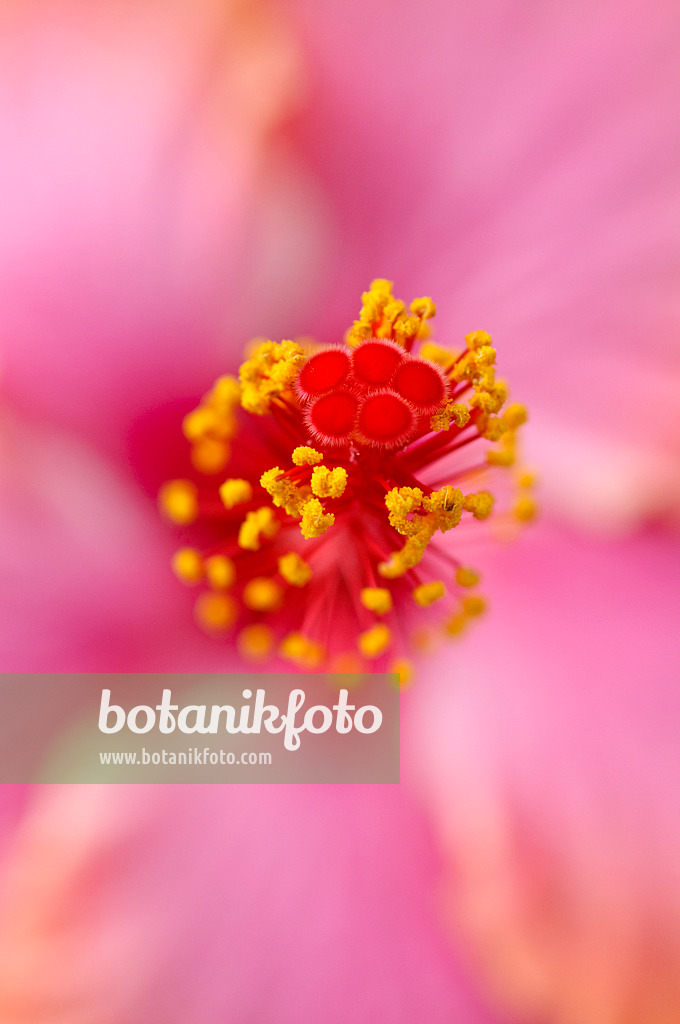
{"left": 347, "top": 278, "right": 436, "bottom": 348}
{"left": 159, "top": 279, "right": 536, "bottom": 683}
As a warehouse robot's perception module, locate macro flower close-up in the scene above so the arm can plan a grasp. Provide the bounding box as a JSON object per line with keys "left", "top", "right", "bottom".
{"left": 0, "top": 0, "right": 679, "bottom": 1023}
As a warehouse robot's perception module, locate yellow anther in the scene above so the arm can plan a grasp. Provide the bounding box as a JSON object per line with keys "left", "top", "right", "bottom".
{"left": 159, "top": 480, "right": 198, "bottom": 525}
{"left": 207, "top": 374, "right": 241, "bottom": 408}
{"left": 465, "top": 330, "right": 493, "bottom": 351}
{"left": 182, "top": 407, "right": 218, "bottom": 441}
{"left": 487, "top": 449, "right": 515, "bottom": 467}
{"left": 292, "top": 446, "right": 323, "bottom": 466}
{"left": 278, "top": 551, "right": 312, "bottom": 587}
{"left": 429, "top": 401, "right": 468, "bottom": 433}
{"left": 331, "top": 652, "right": 364, "bottom": 676}
{"left": 171, "top": 548, "right": 203, "bottom": 585}
{"left": 462, "top": 595, "right": 486, "bottom": 617}
{"left": 410, "top": 296, "right": 437, "bottom": 319}
{"left": 191, "top": 437, "right": 229, "bottom": 474}
{"left": 464, "top": 492, "right": 494, "bottom": 519}
{"left": 238, "top": 507, "right": 279, "bottom": 550}
{"left": 385, "top": 486, "right": 425, "bottom": 535}
{"left": 514, "top": 495, "right": 537, "bottom": 522}
{"left": 280, "top": 632, "right": 325, "bottom": 669}
{"left": 390, "top": 659, "right": 413, "bottom": 689}
{"left": 311, "top": 465, "right": 348, "bottom": 499}
{"left": 194, "top": 592, "right": 238, "bottom": 633}
{"left": 455, "top": 566, "right": 480, "bottom": 588}
{"left": 420, "top": 342, "right": 456, "bottom": 367}
{"left": 204, "top": 555, "right": 236, "bottom": 590}
{"left": 393, "top": 315, "right": 422, "bottom": 343}
{"left": 413, "top": 581, "right": 446, "bottom": 606}
{"left": 237, "top": 624, "right": 274, "bottom": 662}
{"left": 243, "top": 577, "right": 283, "bottom": 612}
{"left": 445, "top": 614, "right": 468, "bottom": 637}
{"left": 219, "top": 478, "right": 253, "bottom": 509}
{"left": 360, "top": 587, "right": 393, "bottom": 615}
{"left": 481, "top": 417, "right": 507, "bottom": 442}
{"left": 358, "top": 623, "right": 392, "bottom": 659}
{"left": 260, "top": 467, "right": 305, "bottom": 517}
{"left": 503, "top": 403, "right": 528, "bottom": 429}
{"left": 300, "top": 498, "right": 334, "bottom": 539}
{"left": 421, "top": 489, "right": 463, "bottom": 534}
{"left": 239, "top": 340, "right": 305, "bottom": 415}
{"left": 517, "top": 469, "right": 536, "bottom": 489}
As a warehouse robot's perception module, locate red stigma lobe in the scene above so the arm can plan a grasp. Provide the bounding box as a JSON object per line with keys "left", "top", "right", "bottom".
{"left": 356, "top": 390, "right": 415, "bottom": 447}
{"left": 351, "top": 339, "right": 404, "bottom": 386}
{"left": 308, "top": 390, "right": 358, "bottom": 443}
{"left": 297, "top": 348, "right": 351, "bottom": 398}
{"left": 393, "top": 357, "right": 447, "bottom": 411}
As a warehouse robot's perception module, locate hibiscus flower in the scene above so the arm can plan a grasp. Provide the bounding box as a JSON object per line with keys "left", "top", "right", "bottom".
{"left": 0, "top": 0, "right": 679, "bottom": 1022}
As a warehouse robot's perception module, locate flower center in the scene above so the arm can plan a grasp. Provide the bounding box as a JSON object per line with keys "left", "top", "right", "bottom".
{"left": 159, "top": 279, "right": 535, "bottom": 681}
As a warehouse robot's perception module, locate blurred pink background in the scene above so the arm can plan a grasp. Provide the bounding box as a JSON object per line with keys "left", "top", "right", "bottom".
{"left": 0, "top": 0, "right": 679, "bottom": 1021}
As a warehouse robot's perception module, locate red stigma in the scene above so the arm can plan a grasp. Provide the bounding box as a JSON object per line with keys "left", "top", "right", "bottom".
{"left": 356, "top": 390, "right": 415, "bottom": 447}
{"left": 351, "top": 339, "right": 404, "bottom": 386}
{"left": 308, "top": 390, "right": 358, "bottom": 443}
{"left": 393, "top": 357, "right": 447, "bottom": 411}
{"left": 297, "top": 347, "right": 351, "bottom": 398}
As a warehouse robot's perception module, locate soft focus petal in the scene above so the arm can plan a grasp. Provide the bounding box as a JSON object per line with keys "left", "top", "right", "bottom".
{"left": 0, "top": 784, "right": 502, "bottom": 1024}
{"left": 0, "top": 0, "right": 325, "bottom": 450}
{"left": 410, "top": 521, "right": 680, "bottom": 1023}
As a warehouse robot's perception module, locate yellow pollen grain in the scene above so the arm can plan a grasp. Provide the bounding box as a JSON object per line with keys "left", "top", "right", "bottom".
{"left": 280, "top": 632, "right": 325, "bottom": 669}
{"left": 413, "top": 581, "right": 446, "bottom": 606}
{"left": 194, "top": 592, "right": 237, "bottom": 633}
{"left": 311, "top": 465, "right": 348, "bottom": 499}
{"left": 300, "top": 498, "right": 334, "bottom": 539}
{"left": 455, "top": 566, "right": 480, "bottom": 588}
{"left": 462, "top": 595, "right": 486, "bottom": 617}
{"left": 159, "top": 480, "right": 198, "bottom": 525}
{"left": 292, "top": 446, "right": 323, "bottom": 466}
{"left": 358, "top": 623, "right": 392, "bottom": 659}
{"left": 360, "top": 587, "right": 393, "bottom": 615}
{"left": 219, "top": 478, "right": 253, "bottom": 509}
{"left": 204, "top": 555, "right": 236, "bottom": 590}
{"left": 242, "top": 577, "right": 283, "bottom": 613}
{"left": 514, "top": 495, "right": 537, "bottom": 522}
{"left": 517, "top": 469, "right": 536, "bottom": 489}
{"left": 390, "top": 659, "right": 413, "bottom": 689}
{"left": 278, "top": 551, "right": 312, "bottom": 587}
{"left": 171, "top": 548, "right": 203, "bottom": 585}
{"left": 238, "top": 507, "right": 279, "bottom": 551}
{"left": 237, "top": 624, "right": 274, "bottom": 662}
